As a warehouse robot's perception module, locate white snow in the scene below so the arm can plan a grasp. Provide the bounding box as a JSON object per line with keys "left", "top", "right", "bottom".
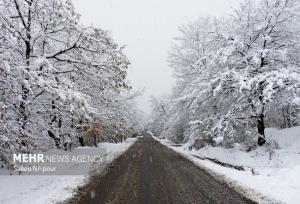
{"left": 0, "top": 138, "right": 137, "bottom": 204}
{"left": 0, "top": 176, "right": 85, "bottom": 204}
{"left": 155, "top": 127, "right": 300, "bottom": 204}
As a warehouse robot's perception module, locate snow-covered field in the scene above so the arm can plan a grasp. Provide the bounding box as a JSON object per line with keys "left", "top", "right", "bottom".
{"left": 0, "top": 138, "right": 137, "bottom": 204}
{"left": 155, "top": 127, "right": 300, "bottom": 204}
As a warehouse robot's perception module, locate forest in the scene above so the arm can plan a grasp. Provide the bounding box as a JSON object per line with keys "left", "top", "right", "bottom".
{"left": 1, "top": 0, "right": 300, "bottom": 203}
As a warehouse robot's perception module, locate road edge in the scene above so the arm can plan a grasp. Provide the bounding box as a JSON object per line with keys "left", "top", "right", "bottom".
{"left": 58, "top": 139, "right": 138, "bottom": 204}
{"left": 151, "top": 136, "right": 282, "bottom": 204}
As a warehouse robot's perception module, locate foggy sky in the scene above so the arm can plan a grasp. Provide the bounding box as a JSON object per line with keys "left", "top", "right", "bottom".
{"left": 72, "top": 0, "right": 240, "bottom": 113}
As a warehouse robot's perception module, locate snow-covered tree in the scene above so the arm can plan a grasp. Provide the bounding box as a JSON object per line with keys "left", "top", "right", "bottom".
{"left": 213, "top": 0, "right": 300, "bottom": 145}
{"left": 148, "top": 96, "right": 170, "bottom": 138}
{"left": 149, "top": 0, "right": 300, "bottom": 149}
{"left": 0, "top": 0, "right": 139, "bottom": 165}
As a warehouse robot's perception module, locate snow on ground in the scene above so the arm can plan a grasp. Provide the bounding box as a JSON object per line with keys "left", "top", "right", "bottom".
{"left": 154, "top": 127, "right": 300, "bottom": 204}
{"left": 0, "top": 138, "right": 137, "bottom": 204}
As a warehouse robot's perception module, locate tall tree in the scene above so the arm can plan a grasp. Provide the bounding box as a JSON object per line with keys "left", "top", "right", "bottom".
{"left": 0, "top": 0, "right": 136, "bottom": 162}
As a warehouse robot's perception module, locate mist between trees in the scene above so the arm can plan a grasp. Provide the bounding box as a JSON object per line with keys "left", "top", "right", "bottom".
{"left": 148, "top": 0, "right": 300, "bottom": 149}
{"left": 0, "top": 0, "right": 143, "bottom": 167}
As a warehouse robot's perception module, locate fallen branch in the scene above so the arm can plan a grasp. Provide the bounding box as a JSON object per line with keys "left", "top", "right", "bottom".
{"left": 191, "top": 155, "right": 245, "bottom": 171}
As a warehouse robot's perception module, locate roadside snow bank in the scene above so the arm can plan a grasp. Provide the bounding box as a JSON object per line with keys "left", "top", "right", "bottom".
{"left": 0, "top": 138, "right": 137, "bottom": 204}
{"left": 156, "top": 127, "right": 300, "bottom": 204}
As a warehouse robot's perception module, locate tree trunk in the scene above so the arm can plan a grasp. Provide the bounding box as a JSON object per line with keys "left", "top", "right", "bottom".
{"left": 19, "top": 41, "right": 31, "bottom": 134}
{"left": 257, "top": 113, "right": 266, "bottom": 146}
{"left": 79, "top": 136, "right": 85, "bottom": 146}
{"left": 93, "top": 136, "right": 98, "bottom": 147}
{"left": 19, "top": 86, "right": 29, "bottom": 130}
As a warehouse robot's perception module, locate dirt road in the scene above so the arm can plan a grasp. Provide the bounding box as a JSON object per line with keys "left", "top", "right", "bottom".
{"left": 69, "top": 134, "right": 256, "bottom": 204}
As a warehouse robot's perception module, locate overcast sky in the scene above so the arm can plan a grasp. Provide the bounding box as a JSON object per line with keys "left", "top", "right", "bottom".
{"left": 72, "top": 0, "right": 239, "bottom": 113}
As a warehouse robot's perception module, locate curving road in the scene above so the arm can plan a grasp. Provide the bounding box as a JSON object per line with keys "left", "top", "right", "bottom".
{"left": 69, "top": 134, "right": 256, "bottom": 204}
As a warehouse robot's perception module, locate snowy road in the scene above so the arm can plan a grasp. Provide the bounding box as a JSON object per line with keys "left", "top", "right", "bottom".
{"left": 66, "top": 134, "right": 256, "bottom": 204}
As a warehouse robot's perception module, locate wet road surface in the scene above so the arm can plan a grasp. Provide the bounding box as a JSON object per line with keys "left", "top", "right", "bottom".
{"left": 69, "top": 134, "right": 256, "bottom": 204}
